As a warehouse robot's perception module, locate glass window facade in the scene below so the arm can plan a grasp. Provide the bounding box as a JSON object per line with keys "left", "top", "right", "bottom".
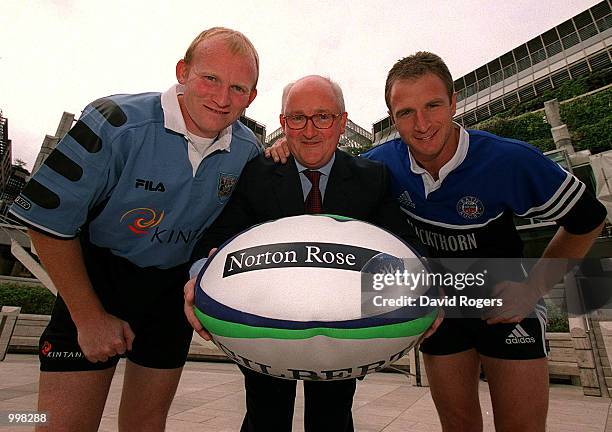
{"left": 448, "top": 0, "right": 612, "bottom": 127}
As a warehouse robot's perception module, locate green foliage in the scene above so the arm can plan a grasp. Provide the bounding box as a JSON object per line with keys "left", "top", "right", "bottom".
{"left": 0, "top": 283, "right": 55, "bottom": 314}
{"left": 527, "top": 138, "right": 556, "bottom": 153}
{"left": 546, "top": 302, "right": 569, "bottom": 333}
{"left": 475, "top": 113, "right": 550, "bottom": 144}
{"left": 561, "top": 87, "right": 611, "bottom": 127}
{"left": 573, "top": 116, "right": 612, "bottom": 154}
{"left": 498, "top": 67, "right": 612, "bottom": 118}
{"left": 473, "top": 85, "right": 612, "bottom": 154}
{"left": 343, "top": 145, "right": 373, "bottom": 156}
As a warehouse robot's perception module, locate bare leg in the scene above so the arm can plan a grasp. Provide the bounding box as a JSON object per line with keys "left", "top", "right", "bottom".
{"left": 36, "top": 368, "right": 116, "bottom": 432}
{"left": 480, "top": 355, "right": 548, "bottom": 432}
{"left": 423, "top": 349, "right": 483, "bottom": 432}
{"left": 118, "top": 360, "right": 183, "bottom": 432}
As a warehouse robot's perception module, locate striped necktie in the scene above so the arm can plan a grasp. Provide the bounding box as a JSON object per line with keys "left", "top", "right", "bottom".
{"left": 304, "top": 170, "right": 322, "bottom": 214}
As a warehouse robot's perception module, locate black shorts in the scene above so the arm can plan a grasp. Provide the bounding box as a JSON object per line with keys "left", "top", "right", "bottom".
{"left": 39, "top": 240, "right": 193, "bottom": 372}
{"left": 419, "top": 304, "right": 547, "bottom": 360}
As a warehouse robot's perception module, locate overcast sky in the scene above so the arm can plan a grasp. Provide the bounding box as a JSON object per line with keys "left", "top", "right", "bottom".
{"left": 0, "top": 0, "right": 600, "bottom": 169}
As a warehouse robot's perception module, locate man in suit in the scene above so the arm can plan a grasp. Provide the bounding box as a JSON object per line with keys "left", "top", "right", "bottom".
{"left": 184, "top": 75, "right": 414, "bottom": 432}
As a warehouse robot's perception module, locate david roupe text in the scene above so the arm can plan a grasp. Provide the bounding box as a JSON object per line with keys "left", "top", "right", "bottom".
{"left": 222, "top": 242, "right": 381, "bottom": 277}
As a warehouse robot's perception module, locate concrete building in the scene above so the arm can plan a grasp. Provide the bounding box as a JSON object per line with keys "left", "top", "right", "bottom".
{"left": 239, "top": 114, "right": 266, "bottom": 146}
{"left": 340, "top": 119, "right": 373, "bottom": 149}
{"left": 0, "top": 165, "right": 30, "bottom": 216}
{"left": 31, "top": 111, "right": 74, "bottom": 175}
{"left": 0, "top": 111, "right": 13, "bottom": 202}
{"left": 372, "top": 0, "right": 612, "bottom": 145}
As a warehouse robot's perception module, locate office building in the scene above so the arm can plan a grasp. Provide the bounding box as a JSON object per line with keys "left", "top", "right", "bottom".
{"left": 0, "top": 111, "right": 13, "bottom": 200}
{"left": 1, "top": 165, "right": 30, "bottom": 216}
{"left": 240, "top": 114, "right": 266, "bottom": 146}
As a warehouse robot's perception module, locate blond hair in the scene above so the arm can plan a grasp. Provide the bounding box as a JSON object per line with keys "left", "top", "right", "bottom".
{"left": 184, "top": 27, "right": 259, "bottom": 86}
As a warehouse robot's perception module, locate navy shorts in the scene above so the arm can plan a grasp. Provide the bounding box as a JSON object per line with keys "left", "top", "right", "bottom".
{"left": 39, "top": 239, "right": 193, "bottom": 372}
{"left": 419, "top": 304, "right": 548, "bottom": 360}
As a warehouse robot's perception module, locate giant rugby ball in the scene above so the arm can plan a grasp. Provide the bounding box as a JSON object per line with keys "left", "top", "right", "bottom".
{"left": 194, "top": 214, "right": 437, "bottom": 380}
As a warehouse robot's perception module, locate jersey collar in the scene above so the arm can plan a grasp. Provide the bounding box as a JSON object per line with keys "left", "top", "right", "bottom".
{"left": 161, "top": 84, "right": 232, "bottom": 152}
{"left": 408, "top": 123, "right": 469, "bottom": 198}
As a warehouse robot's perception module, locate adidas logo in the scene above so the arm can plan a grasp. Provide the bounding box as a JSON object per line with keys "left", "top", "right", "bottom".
{"left": 398, "top": 191, "right": 415, "bottom": 209}
{"left": 505, "top": 324, "right": 536, "bottom": 345}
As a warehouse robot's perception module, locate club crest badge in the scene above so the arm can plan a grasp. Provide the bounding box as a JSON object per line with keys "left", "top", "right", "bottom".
{"left": 218, "top": 173, "right": 238, "bottom": 201}
{"left": 456, "top": 196, "right": 484, "bottom": 220}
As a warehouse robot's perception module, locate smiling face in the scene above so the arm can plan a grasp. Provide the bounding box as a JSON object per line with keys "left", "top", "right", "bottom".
{"left": 388, "top": 73, "right": 458, "bottom": 177}
{"left": 176, "top": 37, "right": 258, "bottom": 138}
{"left": 281, "top": 76, "right": 347, "bottom": 169}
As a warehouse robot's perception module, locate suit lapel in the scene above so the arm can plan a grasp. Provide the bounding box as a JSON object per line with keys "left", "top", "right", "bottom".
{"left": 273, "top": 156, "right": 306, "bottom": 216}
{"left": 323, "top": 150, "right": 353, "bottom": 215}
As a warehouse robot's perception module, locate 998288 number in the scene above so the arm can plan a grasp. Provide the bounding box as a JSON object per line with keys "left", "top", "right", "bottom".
{"left": 1, "top": 411, "right": 48, "bottom": 426}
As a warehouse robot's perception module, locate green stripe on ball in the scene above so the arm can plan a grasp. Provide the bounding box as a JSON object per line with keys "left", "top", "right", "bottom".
{"left": 194, "top": 307, "right": 437, "bottom": 340}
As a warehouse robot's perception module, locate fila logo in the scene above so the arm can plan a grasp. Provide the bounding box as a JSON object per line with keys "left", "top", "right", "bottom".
{"left": 135, "top": 178, "right": 166, "bottom": 192}
{"left": 505, "top": 324, "right": 536, "bottom": 345}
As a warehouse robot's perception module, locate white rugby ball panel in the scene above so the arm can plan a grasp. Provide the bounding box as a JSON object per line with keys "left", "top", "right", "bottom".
{"left": 202, "top": 268, "right": 362, "bottom": 321}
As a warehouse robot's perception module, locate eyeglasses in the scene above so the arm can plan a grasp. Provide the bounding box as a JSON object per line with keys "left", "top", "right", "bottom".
{"left": 283, "top": 113, "right": 342, "bottom": 130}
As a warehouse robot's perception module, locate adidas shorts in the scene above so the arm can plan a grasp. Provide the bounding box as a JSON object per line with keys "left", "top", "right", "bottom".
{"left": 419, "top": 304, "right": 547, "bottom": 360}
{"left": 39, "top": 239, "right": 193, "bottom": 372}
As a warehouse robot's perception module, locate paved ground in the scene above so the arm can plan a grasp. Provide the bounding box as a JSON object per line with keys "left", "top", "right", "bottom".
{"left": 1, "top": 354, "right": 612, "bottom": 431}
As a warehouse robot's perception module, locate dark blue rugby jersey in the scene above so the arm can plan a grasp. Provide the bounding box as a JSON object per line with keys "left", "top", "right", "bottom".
{"left": 363, "top": 129, "right": 604, "bottom": 258}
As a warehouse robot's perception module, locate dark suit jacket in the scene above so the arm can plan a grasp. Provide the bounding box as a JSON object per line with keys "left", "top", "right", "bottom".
{"left": 192, "top": 149, "right": 413, "bottom": 260}
{"left": 192, "top": 150, "right": 417, "bottom": 261}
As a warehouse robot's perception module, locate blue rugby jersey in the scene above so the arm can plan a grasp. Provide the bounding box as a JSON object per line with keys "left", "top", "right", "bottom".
{"left": 363, "top": 129, "right": 604, "bottom": 258}
{"left": 10, "top": 93, "right": 260, "bottom": 268}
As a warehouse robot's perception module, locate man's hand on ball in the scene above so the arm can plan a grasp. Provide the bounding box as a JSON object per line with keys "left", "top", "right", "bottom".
{"left": 183, "top": 277, "right": 212, "bottom": 341}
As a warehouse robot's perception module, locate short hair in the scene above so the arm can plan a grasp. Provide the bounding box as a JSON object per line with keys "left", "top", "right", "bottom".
{"left": 184, "top": 27, "right": 259, "bottom": 86}
{"left": 281, "top": 75, "right": 345, "bottom": 114}
{"left": 385, "top": 52, "right": 454, "bottom": 109}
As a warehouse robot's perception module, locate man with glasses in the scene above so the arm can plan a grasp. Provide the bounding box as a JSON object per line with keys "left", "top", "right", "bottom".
{"left": 184, "top": 75, "right": 413, "bottom": 432}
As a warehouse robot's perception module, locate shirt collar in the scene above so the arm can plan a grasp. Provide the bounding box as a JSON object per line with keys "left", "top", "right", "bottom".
{"left": 294, "top": 153, "right": 336, "bottom": 176}
{"left": 408, "top": 123, "right": 469, "bottom": 196}
{"left": 161, "top": 84, "right": 232, "bottom": 151}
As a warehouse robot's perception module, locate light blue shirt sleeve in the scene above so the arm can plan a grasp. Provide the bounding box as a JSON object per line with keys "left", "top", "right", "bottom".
{"left": 189, "top": 258, "right": 208, "bottom": 279}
